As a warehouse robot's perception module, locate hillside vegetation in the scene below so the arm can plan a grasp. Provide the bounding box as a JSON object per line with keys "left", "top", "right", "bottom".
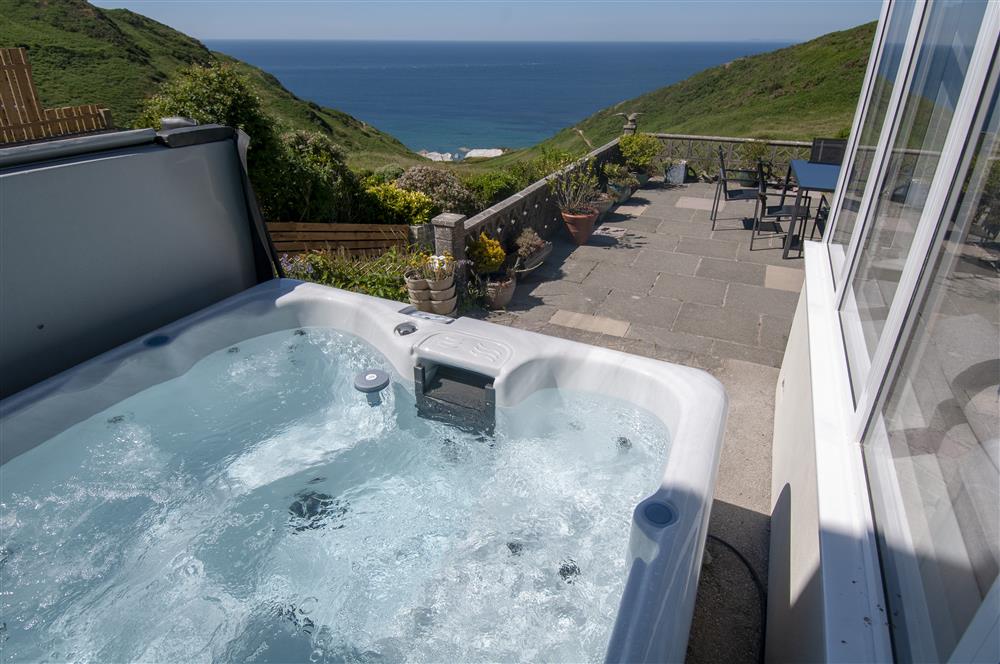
{"left": 0, "top": 0, "right": 422, "bottom": 168}
{"left": 2, "top": 1, "right": 874, "bottom": 172}
{"left": 484, "top": 22, "right": 875, "bottom": 168}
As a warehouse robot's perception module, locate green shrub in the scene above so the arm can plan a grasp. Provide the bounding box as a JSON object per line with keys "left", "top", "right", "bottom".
{"left": 134, "top": 64, "right": 286, "bottom": 214}
{"left": 270, "top": 130, "right": 360, "bottom": 222}
{"left": 396, "top": 166, "right": 477, "bottom": 215}
{"left": 736, "top": 139, "right": 771, "bottom": 169}
{"left": 467, "top": 232, "right": 506, "bottom": 275}
{"left": 462, "top": 171, "right": 522, "bottom": 209}
{"left": 619, "top": 133, "right": 662, "bottom": 173}
{"left": 279, "top": 248, "right": 422, "bottom": 302}
{"left": 603, "top": 162, "right": 639, "bottom": 188}
{"left": 369, "top": 163, "right": 406, "bottom": 184}
{"left": 550, "top": 161, "right": 599, "bottom": 214}
{"left": 509, "top": 147, "right": 575, "bottom": 184}
{"left": 362, "top": 182, "right": 439, "bottom": 225}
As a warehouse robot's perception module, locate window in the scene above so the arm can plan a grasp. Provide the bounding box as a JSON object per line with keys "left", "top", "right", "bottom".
{"left": 829, "top": 0, "right": 916, "bottom": 279}
{"left": 840, "top": 0, "right": 988, "bottom": 398}
{"left": 863, "top": 71, "right": 999, "bottom": 663}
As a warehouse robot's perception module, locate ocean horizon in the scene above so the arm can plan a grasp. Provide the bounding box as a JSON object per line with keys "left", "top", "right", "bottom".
{"left": 207, "top": 40, "right": 788, "bottom": 155}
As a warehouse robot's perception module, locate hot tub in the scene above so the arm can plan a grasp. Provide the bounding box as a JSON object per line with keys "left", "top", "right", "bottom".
{"left": 1, "top": 279, "right": 726, "bottom": 663}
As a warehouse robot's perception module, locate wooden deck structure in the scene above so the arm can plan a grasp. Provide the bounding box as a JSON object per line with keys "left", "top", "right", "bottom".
{"left": 0, "top": 47, "right": 112, "bottom": 145}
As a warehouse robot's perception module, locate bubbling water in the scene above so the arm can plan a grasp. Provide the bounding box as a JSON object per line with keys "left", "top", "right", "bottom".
{"left": 0, "top": 328, "right": 669, "bottom": 663}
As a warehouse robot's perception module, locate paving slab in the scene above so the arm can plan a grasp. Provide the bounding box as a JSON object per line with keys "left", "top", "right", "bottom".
{"left": 712, "top": 339, "right": 784, "bottom": 368}
{"left": 673, "top": 301, "right": 761, "bottom": 344}
{"left": 655, "top": 218, "right": 716, "bottom": 239}
{"left": 696, "top": 257, "right": 766, "bottom": 286}
{"left": 725, "top": 282, "right": 799, "bottom": 318}
{"left": 571, "top": 244, "right": 642, "bottom": 266}
{"left": 651, "top": 273, "right": 727, "bottom": 305}
{"left": 677, "top": 195, "right": 717, "bottom": 211}
{"left": 631, "top": 248, "right": 701, "bottom": 275}
{"left": 624, "top": 323, "right": 715, "bottom": 354}
{"left": 583, "top": 262, "right": 658, "bottom": 295}
{"left": 764, "top": 264, "right": 805, "bottom": 292}
{"left": 676, "top": 236, "right": 741, "bottom": 260}
{"left": 549, "top": 309, "right": 630, "bottom": 336}
{"left": 759, "top": 314, "right": 794, "bottom": 351}
{"left": 597, "top": 290, "right": 682, "bottom": 329}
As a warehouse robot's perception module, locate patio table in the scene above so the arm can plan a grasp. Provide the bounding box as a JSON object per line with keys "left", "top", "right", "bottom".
{"left": 781, "top": 159, "right": 841, "bottom": 259}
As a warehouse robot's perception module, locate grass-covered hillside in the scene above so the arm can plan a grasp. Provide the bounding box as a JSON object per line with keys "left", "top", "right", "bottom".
{"left": 0, "top": 0, "right": 422, "bottom": 168}
{"left": 485, "top": 22, "right": 875, "bottom": 167}
{"left": 3, "top": 1, "right": 874, "bottom": 172}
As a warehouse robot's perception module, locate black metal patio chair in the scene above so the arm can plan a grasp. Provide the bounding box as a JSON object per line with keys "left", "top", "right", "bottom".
{"left": 711, "top": 146, "right": 759, "bottom": 229}
{"left": 810, "top": 138, "right": 848, "bottom": 165}
{"left": 750, "top": 160, "right": 811, "bottom": 251}
{"left": 809, "top": 195, "right": 830, "bottom": 240}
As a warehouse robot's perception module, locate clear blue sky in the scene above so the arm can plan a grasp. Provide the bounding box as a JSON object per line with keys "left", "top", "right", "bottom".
{"left": 91, "top": 1, "right": 882, "bottom": 42}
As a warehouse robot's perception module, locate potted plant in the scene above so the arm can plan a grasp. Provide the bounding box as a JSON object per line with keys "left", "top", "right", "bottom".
{"left": 514, "top": 227, "right": 552, "bottom": 275}
{"left": 549, "top": 162, "right": 599, "bottom": 245}
{"left": 591, "top": 190, "right": 615, "bottom": 221}
{"left": 603, "top": 163, "right": 639, "bottom": 203}
{"left": 619, "top": 133, "right": 662, "bottom": 187}
{"left": 468, "top": 232, "right": 516, "bottom": 309}
{"left": 406, "top": 253, "right": 456, "bottom": 315}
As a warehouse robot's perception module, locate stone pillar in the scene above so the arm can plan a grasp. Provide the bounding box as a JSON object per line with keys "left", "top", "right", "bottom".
{"left": 432, "top": 212, "right": 466, "bottom": 260}
{"left": 622, "top": 116, "right": 638, "bottom": 135}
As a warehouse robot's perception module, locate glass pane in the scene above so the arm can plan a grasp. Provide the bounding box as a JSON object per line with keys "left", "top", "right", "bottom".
{"left": 841, "top": 0, "right": 987, "bottom": 397}
{"left": 830, "top": 0, "right": 916, "bottom": 272}
{"left": 864, "top": 81, "right": 999, "bottom": 663}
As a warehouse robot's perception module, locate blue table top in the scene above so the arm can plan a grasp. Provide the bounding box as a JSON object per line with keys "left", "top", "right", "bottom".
{"left": 791, "top": 159, "right": 841, "bottom": 192}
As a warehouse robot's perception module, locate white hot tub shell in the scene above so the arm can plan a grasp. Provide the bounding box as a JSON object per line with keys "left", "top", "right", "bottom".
{"left": 0, "top": 127, "right": 726, "bottom": 662}
{"left": 2, "top": 280, "right": 727, "bottom": 662}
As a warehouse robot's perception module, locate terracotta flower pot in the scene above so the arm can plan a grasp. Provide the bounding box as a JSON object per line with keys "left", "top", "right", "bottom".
{"left": 560, "top": 208, "right": 598, "bottom": 246}
{"left": 485, "top": 276, "right": 516, "bottom": 310}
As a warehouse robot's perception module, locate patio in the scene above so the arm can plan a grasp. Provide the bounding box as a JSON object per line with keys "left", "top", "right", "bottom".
{"left": 476, "top": 179, "right": 805, "bottom": 662}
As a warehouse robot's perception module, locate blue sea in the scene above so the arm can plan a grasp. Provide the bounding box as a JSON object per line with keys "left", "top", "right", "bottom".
{"left": 207, "top": 40, "right": 786, "bottom": 154}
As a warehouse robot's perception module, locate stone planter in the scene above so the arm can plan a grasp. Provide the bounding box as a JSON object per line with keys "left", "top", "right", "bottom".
{"left": 560, "top": 208, "right": 598, "bottom": 246}
{"left": 632, "top": 171, "right": 651, "bottom": 188}
{"left": 608, "top": 183, "right": 631, "bottom": 203}
{"left": 515, "top": 242, "right": 553, "bottom": 275}
{"left": 429, "top": 295, "right": 458, "bottom": 315}
{"left": 592, "top": 196, "right": 615, "bottom": 221}
{"left": 426, "top": 274, "right": 454, "bottom": 291}
{"left": 665, "top": 160, "right": 687, "bottom": 186}
{"left": 406, "top": 271, "right": 456, "bottom": 315}
{"left": 485, "top": 275, "right": 516, "bottom": 310}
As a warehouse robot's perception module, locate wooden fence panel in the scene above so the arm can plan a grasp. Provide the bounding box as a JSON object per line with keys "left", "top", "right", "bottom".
{"left": 0, "top": 48, "right": 111, "bottom": 145}
{"left": 266, "top": 222, "right": 410, "bottom": 256}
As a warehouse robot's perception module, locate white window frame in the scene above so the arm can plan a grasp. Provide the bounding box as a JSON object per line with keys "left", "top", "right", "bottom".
{"left": 811, "top": 0, "right": 1000, "bottom": 660}
{"left": 857, "top": 27, "right": 1000, "bottom": 661}
{"left": 825, "top": 0, "right": 920, "bottom": 286}
{"left": 831, "top": 0, "right": 1000, "bottom": 439}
